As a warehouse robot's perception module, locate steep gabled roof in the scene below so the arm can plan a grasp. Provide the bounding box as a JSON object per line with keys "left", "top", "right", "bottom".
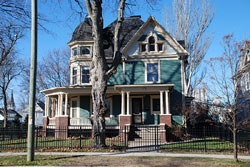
{"left": 122, "top": 16, "right": 189, "bottom": 56}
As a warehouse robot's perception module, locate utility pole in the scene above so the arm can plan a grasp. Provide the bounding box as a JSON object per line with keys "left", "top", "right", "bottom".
{"left": 27, "top": 0, "right": 37, "bottom": 162}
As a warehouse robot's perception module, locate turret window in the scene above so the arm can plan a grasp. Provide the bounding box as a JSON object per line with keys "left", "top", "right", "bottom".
{"left": 72, "top": 67, "right": 77, "bottom": 85}
{"left": 80, "top": 46, "right": 91, "bottom": 55}
{"left": 72, "top": 48, "right": 78, "bottom": 56}
{"left": 81, "top": 66, "right": 90, "bottom": 83}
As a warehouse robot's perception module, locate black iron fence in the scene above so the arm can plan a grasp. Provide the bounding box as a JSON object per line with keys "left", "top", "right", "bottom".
{"left": 161, "top": 126, "right": 250, "bottom": 153}
{"left": 0, "top": 125, "right": 249, "bottom": 153}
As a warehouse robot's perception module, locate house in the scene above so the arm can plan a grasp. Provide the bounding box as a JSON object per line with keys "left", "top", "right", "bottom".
{"left": 237, "top": 41, "right": 250, "bottom": 123}
{"left": 0, "top": 90, "right": 22, "bottom": 126}
{"left": 21, "top": 101, "right": 45, "bottom": 127}
{"left": 41, "top": 15, "right": 189, "bottom": 131}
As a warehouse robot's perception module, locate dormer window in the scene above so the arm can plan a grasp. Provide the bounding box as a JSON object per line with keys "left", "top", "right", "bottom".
{"left": 80, "top": 46, "right": 91, "bottom": 55}
{"left": 149, "top": 36, "right": 155, "bottom": 51}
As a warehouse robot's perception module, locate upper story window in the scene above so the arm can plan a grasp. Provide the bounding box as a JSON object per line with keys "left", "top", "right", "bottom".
{"left": 80, "top": 46, "right": 91, "bottom": 55}
{"left": 72, "top": 47, "right": 78, "bottom": 56}
{"left": 149, "top": 36, "right": 155, "bottom": 51}
{"left": 146, "top": 63, "right": 159, "bottom": 83}
{"left": 81, "top": 66, "right": 90, "bottom": 83}
{"left": 72, "top": 67, "right": 77, "bottom": 85}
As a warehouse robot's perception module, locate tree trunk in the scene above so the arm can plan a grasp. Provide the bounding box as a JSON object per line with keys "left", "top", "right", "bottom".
{"left": 90, "top": 0, "right": 108, "bottom": 148}
{"left": 2, "top": 88, "right": 8, "bottom": 128}
{"left": 233, "top": 110, "right": 238, "bottom": 162}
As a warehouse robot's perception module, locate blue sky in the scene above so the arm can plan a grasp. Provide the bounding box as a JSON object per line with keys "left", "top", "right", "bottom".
{"left": 13, "top": 0, "right": 250, "bottom": 107}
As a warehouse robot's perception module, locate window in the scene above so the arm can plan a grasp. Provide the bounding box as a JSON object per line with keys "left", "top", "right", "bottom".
{"left": 72, "top": 47, "right": 78, "bottom": 56}
{"left": 139, "top": 35, "right": 164, "bottom": 53}
{"left": 147, "top": 63, "right": 159, "bottom": 82}
{"left": 81, "top": 66, "right": 90, "bottom": 83}
{"left": 158, "top": 43, "right": 163, "bottom": 51}
{"left": 151, "top": 96, "right": 160, "bottom": 115}
{"left": 72, "top": 67, "right": 77, "bottom": 85}
{"left": 80, "top": 46, "right": 91, "bottom": 55}
{"left": 71, "top": 100, "right": 77, "bottom": 118}
{"left": 149, "top": 36, "right": 155, "bottom": 51}
{"left": 140, "top": 44, "right": 146, "bottom": 52}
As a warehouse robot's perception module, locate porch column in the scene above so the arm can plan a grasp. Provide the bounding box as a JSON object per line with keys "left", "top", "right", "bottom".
{"left": 45, "top": 95, "right": 48, "bottom": 117}
{"left": 165, "top": 90, "right": 170, "bottom": 115}
{"left": 126, "top": 91, "right": 130, "bottom": 115}
{"left": 121, "top": 91, "right": 125, "bottom": 115}
{"left": 64, "top": 93, "right": 68, "bottom": 116}
{"left": 59, "top": 94, "right": 63, "bottom": 116}
{"left": 160, "top": 91, "right": 164, "bottom": 115}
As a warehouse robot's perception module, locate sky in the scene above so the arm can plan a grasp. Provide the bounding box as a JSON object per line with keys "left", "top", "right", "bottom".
{"left": 12, "top": 0, "right": 250, "bottom": 108}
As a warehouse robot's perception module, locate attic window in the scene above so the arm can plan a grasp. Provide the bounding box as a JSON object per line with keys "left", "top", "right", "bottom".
{"left": 149, "top": 36, "right": 155, "bottom": 51}
{"left": 140, "top": 44, "right": 146, "bottom": 52}
{"left": 158, "top": 43, "right": 163, "bottom": 51}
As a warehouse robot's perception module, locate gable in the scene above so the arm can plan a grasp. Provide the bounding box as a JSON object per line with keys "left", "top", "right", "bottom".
{"left": 122, "top": 16, "right": 188, "bottom": 58}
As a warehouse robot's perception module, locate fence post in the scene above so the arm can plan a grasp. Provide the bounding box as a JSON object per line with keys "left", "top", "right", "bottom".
{"left": 35, "top": 127, "right": 38, "bottom": 150}
{"left": 80, "top": 126, "right": 82, "bottom": 149}
{"left": 124, "top": 126, "right": 127, "bottom": 152}
{"left": 203, "top": 126, "right": 207, "bottom": 152}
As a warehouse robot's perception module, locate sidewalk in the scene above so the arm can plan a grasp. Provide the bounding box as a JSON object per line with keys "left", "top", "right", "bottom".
{"left": 0, "top": 152, "right": 250, "bottom": 160}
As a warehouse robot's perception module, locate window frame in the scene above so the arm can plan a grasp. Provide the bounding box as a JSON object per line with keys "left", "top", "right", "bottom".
{"left": 81, "top": 66, "right": 90, "bottom": 84}
{"left": 145, "top": 61, "right": 161, "bottom": 83}
{"left": 72, "top": 67, "right": 77, "bottom": 85}
{"left": 72, "top": 47, "right": 78, "bottom": 56}
{"left": 80, "top": 46, "right": 92, "bottom": 55}
{"left": 70, "top": 98, "right": 79, "bottom": 118}
{"left": 138, "top": 34, "right": 165, "bottom": 54}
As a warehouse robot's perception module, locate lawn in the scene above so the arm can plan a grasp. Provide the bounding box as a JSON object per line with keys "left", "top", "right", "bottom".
{"left": 0, "top": 155, "right": 250, "bottom": 167}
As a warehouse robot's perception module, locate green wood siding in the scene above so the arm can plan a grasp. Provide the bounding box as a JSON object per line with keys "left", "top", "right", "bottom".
{"left": 80, "top": 96, "right": 90, "bottom": 118}
{"left": 108, "top": 64, "right": 123, "bottom": 85}
{"left": 125, "top": 61, "right": 145, "bottom": 84}
{"left": 160, "top": 60, "right": 183, "bottom": 114}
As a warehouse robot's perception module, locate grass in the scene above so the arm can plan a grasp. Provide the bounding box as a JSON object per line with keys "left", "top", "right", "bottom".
{"left": 160, "top": 138, "right": 250, "bottom": 152}
{"left": 0, "top": 155, "right": 250, "bottom": 166}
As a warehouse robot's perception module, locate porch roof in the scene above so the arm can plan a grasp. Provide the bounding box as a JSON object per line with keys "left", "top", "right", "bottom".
{"left": 41, "top": 84, "right": 175, "bottom": 96}
{"left": 114, "top": 84, "right": 174, "bottom": 93}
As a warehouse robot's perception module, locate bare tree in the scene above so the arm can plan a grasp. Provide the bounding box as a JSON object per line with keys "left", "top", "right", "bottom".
{"left": 204, "top": 34, "right": 249, "bottom": 161}
{"left": 20, "top": 48, "right": 70, "bottom": 103}
{"left": 0, "top": 24, "right": 24, "bottom": 128}
{"left": 65, "top": 0, "right": 157, "bottom": 148}
{"left": 164, "top": 0, "right": 214, "bottom": 96}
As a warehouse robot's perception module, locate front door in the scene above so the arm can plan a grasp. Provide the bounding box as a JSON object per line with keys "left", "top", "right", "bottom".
{"left": 132, "top": 98, "right": 143, "bottom": 124}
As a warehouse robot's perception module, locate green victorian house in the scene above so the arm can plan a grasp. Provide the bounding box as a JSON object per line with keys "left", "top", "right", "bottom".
{"left": 41, "top": 15, "right": 189, "bottom": 130}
